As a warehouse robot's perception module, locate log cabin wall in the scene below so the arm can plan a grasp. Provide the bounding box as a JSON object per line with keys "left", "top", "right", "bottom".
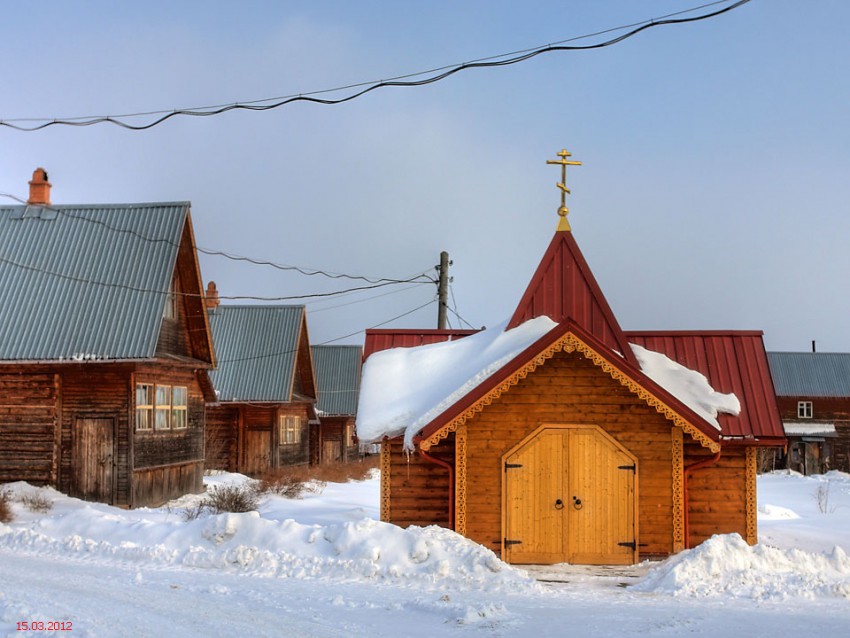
{"left": 132, "top": 364, "right": 205, "bottom": 507}
{"left": 0, "top": 371, "right": 59, "bottom": 484}
{"left": 205, "top": 404, "right": 240, "bottom": 471}
{"left": 684, "top": 444, "right": 750, "bottom": 548}
{"left": 776, "top": 396, "right": 850, "bottom": 472}
{"left": 318, "top": 416, "right": 358, "bottom": 464}
{"left": 386, "top": 436, "right": 453, "bottom": 528}
{"left": 59, "top": 364, "right": 133, "bottom": 504}
{"left": 277, "top": 403, "right": 311, "bottom": 467}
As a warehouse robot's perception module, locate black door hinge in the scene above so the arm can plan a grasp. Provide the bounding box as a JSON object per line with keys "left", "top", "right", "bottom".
{"left": 504, "top": 463, "right": 523, "bottom": 471}
{"left": 618, "top": 464, "right": 636, "bottom": 472}
{"left": 618, "top": 540, "right": 637, "bottom": 550}
{"left": 504, "top": 538, "right": 523, "bottom": 547}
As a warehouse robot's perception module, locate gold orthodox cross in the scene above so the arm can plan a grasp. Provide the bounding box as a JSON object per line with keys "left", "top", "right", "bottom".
{"left": 546, "top": 149, "right": 582, "bottom": 231}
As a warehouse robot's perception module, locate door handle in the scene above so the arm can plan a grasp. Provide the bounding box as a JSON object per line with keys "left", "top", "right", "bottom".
{"left": 572, "top": 496, "right": 583, "bottom": 510}
{"left": 554, "top": 499, "right": 564, "bottom": 510}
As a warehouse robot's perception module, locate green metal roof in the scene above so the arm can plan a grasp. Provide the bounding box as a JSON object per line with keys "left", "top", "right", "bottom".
{"left": 208, "top": 305, "right": 305, "bottom": 402}
{"left": 0, "top": 202, "right": 188, "bottom": 361}
{"left": 312, "top": 345, "right": 362, "bottom": 416}
{"left": 768, "top": 352, "right": 850, "bottom": 397}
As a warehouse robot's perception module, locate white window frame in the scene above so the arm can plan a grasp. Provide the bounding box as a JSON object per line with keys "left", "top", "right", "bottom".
{"left": 135, "top": 383, "right": 154, "bottom": 431}
{"left": 797, "top": 400, "right": 813, "bottom": 419}
{"left": 172, "top": 386, "right": 188, "bottom": 429}
{"left": 280, "top": 415, "right": 301, "bottom": 445}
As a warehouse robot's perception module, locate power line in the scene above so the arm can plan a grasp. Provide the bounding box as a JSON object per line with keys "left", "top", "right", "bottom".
{"left": 307, "top": 282, "right": 430, "bottom": 313}
{"left": 0, "top": 191, "right": 435, "bottom": 285}
{"left": 0, "top": 1, "right": 750, "bottom": 132}
{"left": 449, "top": 283, "right": 477, "bottom": 330}
{"left": 216, "top": 298, "right": 437, "bottom": 363}
{"left": 0, "top": 250, "right": 428, "bottom": 302}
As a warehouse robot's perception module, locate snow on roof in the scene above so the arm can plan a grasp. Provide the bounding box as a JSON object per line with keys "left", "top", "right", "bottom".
{"left": 630, "top": 344, "right": 740, "bottom": 430}
{"left": 782, "top": 422, "right": 837, "bottom": 437}
{"left": 357, "top": 316, "right": 558, "bottom": 448}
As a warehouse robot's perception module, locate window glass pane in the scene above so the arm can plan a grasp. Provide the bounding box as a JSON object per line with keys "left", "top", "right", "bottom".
{"left": 136, "top": 383, "right": 152, "bottom": 406}
{"left": 156, "top": 385, "right": 171, "bottom": 408}
{"left": 172, "top": 410, "right": 187, "bottom": 429}
{"left": 155, "top": 409, "right": 170, "bottom": 430}
{"left": 136, "top": 409, "right": 151, "bottom": 431}
{"left": 173, "top": 386, "right": 187, "bottom": 407}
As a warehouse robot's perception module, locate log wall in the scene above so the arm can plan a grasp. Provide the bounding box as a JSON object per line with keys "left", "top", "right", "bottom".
{"left": 685, "top": 444, "right": 749, "bottom": 547}
{"left": 386, "top": 436, "right": 453, "bottom": 529}
{"left": 0, "top": 372, "right": 58, "bottom": 484}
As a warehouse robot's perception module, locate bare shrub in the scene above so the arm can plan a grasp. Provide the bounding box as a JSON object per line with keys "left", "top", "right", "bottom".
{"left": 258, "top": 457, "right": 379, "bottom": 499}
{"left": 0, "top": 488, "right": 12, "bottom": 523}
{"left": 815, "top": 481, "right": 835, "bottom": 514}
{"left": 259, "top": 466, "right": 325, "bottom": 499}
{"left": 206, "top": 484, "right": 259, "bottom": 513}
{"left": 181, "top": 483, "right": 260, "bottom": 521}
{"left": 20, "top": 491, "right": 53, "bottom": 513}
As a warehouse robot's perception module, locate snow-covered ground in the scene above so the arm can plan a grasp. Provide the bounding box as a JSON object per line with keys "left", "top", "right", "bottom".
{"left": 2, "top": 470, "right": 850, "bottom": 637}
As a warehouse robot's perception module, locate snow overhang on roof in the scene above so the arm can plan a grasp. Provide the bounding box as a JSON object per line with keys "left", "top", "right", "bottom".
{"left": 357, "top": 317, "right": 730, "bottom": 452}
{"left": 782, "top": 422, "right": 837, "bottom": 438}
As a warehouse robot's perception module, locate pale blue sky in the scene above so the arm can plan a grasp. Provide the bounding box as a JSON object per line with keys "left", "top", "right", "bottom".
{"left": 2, "top": 1, "right": 848, "bottom": 351}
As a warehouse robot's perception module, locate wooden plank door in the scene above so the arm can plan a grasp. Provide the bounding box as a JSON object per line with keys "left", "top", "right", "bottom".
{"left": 323, "top": 440, "right": 341, "bottom": 465}
{"left": 503, "top": 425, "right": 637, "bottom": 565}
{"left": 243, "top": 429, "right": 271, "bottom": 476}
{"left": 504, "top": 430, "right": 566, "bottom": 564}
{"left": 566, "top": 427, "right": 636, "bottom": 565}
{"left": 73, "top": 417, "right": 115, "bottom": 504}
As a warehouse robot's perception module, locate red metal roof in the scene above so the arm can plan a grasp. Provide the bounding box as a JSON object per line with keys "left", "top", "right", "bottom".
{"left": 507, "top": 231, "right": 638, "bottom": 367}
{"left": 625, "top": 331, "right": 785, "bottom": 443}
{"left": 363, "top": 329, "right": 478, "bottom": 359}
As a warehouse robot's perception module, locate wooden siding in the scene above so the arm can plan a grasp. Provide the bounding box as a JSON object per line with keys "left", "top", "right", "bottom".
{"left": 205, "top": 405, "right": 239, "bottom": 471}
{"left": 206, "top": 402, "right": 312, "bottom": 476}
{"left": 685, "top": 445, "right": 749, "bottom": 548}
{"left": 60, "top": 365, "right": 133, "bottom": 504}
{"left": 318, "top": 416, "right": 358, "bottom": 464}
{"left": 0, "top": 372, "right": 58, "bottom": 484}
{"left": 776, "top": 396, "right": 850, "bottom": 472}
{"left": 387, "top": 436, "right": 454, "bottom": 529}
{"left": 387, "top": 349, "right": 691, "bottom": 560}
{"left": 132, "top": 461, "right": 203, "bottom": 507}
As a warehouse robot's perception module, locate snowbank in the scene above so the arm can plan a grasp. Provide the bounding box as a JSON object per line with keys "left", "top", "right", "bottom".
{"left": 634, "top": 534, "right": 850, "bottom": 600}
{"left": 629, "top": 343, "right": 740, "bottom": 429}
{"left": 0, "top": 478, "right": 538, "bottom": 593}
{"left": 357, "top": 316, "right": 557, "bottom": 448}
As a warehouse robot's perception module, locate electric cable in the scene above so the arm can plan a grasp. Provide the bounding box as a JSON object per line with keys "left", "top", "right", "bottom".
{"left": 0, "top": 1, "right": 750, "bottom": 132}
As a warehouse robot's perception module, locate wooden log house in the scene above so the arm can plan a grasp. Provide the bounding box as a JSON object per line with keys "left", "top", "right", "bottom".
{"left": 766, "top": 352, "right": 850, "bottom": 474}
{"left": 311, "top": 345, "right": 362, "bottom": 464}
{"left": 0, "top": 169, "right": 215, "bottom": 507}
{"left": 204, "top": 293, "right": 317, "bottom": 475}
{"left": 359, "top": 151, "right": 785, "bottom": 565}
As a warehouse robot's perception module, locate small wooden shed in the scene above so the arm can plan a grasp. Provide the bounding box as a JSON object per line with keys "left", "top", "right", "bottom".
{"left": 311, "top": 345, "right": 362, "bottom": 464}
{"left": 205, "top": 300, "right": 317, "bottom": 475}
{"left": 359, "top": 164, "right": 784, "bottom": 565}
{"left": 0, "top": 169, "right": 215, "bottom": 507}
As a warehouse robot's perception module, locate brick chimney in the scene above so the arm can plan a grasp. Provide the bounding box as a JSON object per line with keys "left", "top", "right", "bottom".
{"left": 205, "top": 281, "right": 220, "bottom": 310}
{"left": 28, "top": 168, "right": 52, "bottom": 205}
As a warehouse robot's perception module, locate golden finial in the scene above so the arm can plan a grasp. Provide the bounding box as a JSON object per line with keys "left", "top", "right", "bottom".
{"left": 546, "top": 148, "right": 582, "bottom": 231}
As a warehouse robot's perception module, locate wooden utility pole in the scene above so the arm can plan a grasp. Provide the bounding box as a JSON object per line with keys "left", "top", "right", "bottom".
{"left": 437, "top": 251, "right": 450, "bottom": 329}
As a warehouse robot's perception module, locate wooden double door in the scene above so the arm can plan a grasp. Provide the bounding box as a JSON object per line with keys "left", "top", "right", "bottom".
{"left": 503, "top": 425, "right": 637, "bottom": 565}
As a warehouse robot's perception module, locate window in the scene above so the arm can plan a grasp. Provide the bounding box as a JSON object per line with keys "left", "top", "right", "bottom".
{"left": 172, "top": 386, "right": 187, "bottom": 429}
{"left": 163, "top": 275, "right": 178, "bottom": 320}
{"left": 798, "top": 401, "right": 813, "bottom": 419}
{"left": 136, "top": 383, "right": 153, "bottom": 431}
{"left": 280, "top": 415, "right": 301, "bottom": 445}
{"left": 136, "top": 382, "right": 189, "bottom": 432}
{"left": 155, "top": 385, "right": 172, "bottom": 430}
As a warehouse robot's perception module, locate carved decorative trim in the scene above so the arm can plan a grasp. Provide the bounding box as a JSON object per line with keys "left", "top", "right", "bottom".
{"left": 455, "top": 424, "right": 468, "bottom": 535}
{"left": 380, "top": 441, "right": 391, "bottom": 523}
{"left": 671, "top": 428, "right": 685, "bottom": 553}
{"left": 420, "top": 332, "right": 720, "bottom": 453}
{"left": 745, "top": 447, "right": 758, "bottom": 545}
